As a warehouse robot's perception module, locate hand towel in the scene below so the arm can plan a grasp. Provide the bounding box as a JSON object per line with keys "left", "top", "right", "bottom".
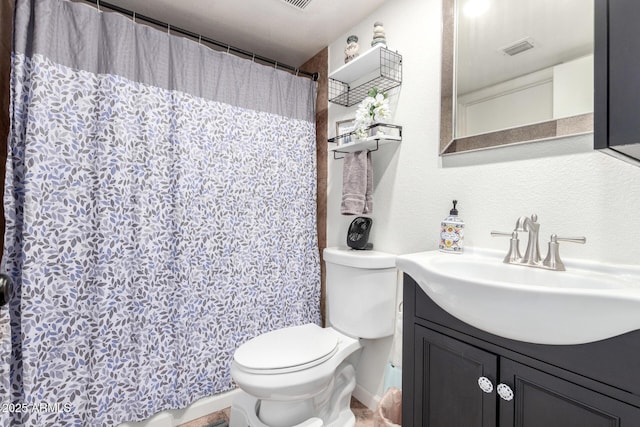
{"left": 341, "top": 150, "right": 373, "bottom": 215}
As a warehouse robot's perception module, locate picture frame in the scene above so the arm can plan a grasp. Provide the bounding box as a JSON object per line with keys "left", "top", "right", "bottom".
{"left": 335, "top": 118, "right": 356, "bottom": 145}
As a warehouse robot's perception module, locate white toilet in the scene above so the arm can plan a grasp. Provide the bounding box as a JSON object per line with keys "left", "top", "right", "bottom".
{"left": 229, "top": 247, "right": 397, "bottom": 427}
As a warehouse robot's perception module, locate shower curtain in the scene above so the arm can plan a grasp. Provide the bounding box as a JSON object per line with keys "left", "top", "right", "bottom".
{"left": 0, "top": 0, "right": 320, "bottom": 425}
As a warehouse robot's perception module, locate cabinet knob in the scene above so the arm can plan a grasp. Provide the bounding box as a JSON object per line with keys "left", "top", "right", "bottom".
{"left": 477, "top": 376, "right": 494, "bottom": 393}
{"left": 497, "top": 383, "right": 514, "bottom": 401}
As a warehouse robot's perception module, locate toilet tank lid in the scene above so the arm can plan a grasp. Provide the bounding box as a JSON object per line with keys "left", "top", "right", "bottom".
{"left": 323, "top": 246, "right": 396, "bottom": 269}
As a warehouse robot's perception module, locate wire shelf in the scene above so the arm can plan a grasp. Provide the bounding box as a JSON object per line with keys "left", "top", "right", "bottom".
{"left": 328, "top": 47, "right": 402, "bottom": 107}
{"left": 328, "top": 123, "right": 402, "bottom": 159}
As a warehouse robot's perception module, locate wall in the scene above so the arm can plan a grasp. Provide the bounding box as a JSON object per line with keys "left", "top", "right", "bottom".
{"left": 458, "top": 69, "right": 553, "bottom": 136}
{"left": 457, "top": 54, "right": 594, "bottom": 137}
{"left": 327, "top": 0, "right": 640, "bottom": 407}
{"left": 553, "top": 54, "right": 594, "bottom": 118}
{"left": 301, "top": 48, "right": 329, "bottom": 327}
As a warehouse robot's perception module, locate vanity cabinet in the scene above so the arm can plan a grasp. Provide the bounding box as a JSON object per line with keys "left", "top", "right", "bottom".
{"left": 594, "top": 0, "right": 640, "bottom": 162}
{"left": 415, "top": 325, "right": 637, "bottom": 426}
{"left": 403, "top": 274, "right": 640, "bottom": 427}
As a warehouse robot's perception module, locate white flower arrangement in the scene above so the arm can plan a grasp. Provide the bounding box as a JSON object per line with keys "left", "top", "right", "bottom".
{"left": 354, "top": 88, "right": 391, "bottom": 139}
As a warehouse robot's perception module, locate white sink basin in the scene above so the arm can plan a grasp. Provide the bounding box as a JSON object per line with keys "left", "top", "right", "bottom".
{"left": 396, "top": 249, "right": 640, "bottom": 345}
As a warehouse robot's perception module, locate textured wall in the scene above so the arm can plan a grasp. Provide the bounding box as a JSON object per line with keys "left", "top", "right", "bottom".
{"left": 327, "top": 0, "right": 640, "bottom": 265}
{"left": 326, "top": 0, "right": 640, "bottom": 404}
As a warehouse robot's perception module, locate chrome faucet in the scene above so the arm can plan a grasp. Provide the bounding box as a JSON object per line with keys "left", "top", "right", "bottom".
{"left": 491, "top": 214, "right": 586, "bottom": 271}
{"left": 515, "top": 214, "right": 541, "bottom": 265}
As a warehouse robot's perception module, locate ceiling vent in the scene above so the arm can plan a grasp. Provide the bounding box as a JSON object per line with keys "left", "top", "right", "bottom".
{"left": 280, "top": 0, "right": 313, "bottom": 10}
{"left": 501, "top": 38, "right": 535, "bottom": 56}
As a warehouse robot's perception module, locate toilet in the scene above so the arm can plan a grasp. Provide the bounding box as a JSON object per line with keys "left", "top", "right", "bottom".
{"left": 229, "top": 247, "right": 397, "bottom": 427}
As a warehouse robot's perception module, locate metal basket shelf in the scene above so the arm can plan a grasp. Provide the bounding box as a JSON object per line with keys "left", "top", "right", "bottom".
{"left": 328, "top": 123, "right": 402, "bottom": 159}
{"left": 328, "top": 46, "right": 402, "bottom": 107}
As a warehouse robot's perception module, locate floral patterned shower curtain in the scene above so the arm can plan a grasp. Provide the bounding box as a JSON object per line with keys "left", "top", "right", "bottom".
{"left": 0, "top": 0, "right": 320, "bottom": 425}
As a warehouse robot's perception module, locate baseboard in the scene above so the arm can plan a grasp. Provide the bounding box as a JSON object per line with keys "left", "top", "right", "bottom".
{"left": 118, "top": 388, "right": 241, "bottom": 427}
{"left": 352, "top": 383, "right": 381, "bottom": 412}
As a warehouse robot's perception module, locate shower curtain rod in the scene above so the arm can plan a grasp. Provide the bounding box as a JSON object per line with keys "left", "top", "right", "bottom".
{"left": 81, "top": 0, "right": 319, "bottom": 81}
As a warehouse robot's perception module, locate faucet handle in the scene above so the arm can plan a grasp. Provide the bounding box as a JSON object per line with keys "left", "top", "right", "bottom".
{"left": 491, "top": 231, "right": 523, "bottom": 264}
{"left": 543, "top": 234, "right": 587, "bottom": 271}
{"left": 490, "top": 231, "right": 513, "bottom": 237}
{"left": 555, "top": 236, "right": 587, "bottom": 244}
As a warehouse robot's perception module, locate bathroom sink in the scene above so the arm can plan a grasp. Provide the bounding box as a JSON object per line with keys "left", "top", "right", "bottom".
{"left": 396, "top": 249, "right": 640, "bottom": 345}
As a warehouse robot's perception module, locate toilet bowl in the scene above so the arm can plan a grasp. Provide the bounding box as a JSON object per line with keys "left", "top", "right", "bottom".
{"left": 229, "top": 247, "right": 397, "bottom": 427}
{"left": 230, "top": 325, "right": 361, "bottom": 427}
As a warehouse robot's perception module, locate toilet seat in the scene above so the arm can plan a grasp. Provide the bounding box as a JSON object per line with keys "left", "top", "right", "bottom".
{"left": 234, "top": 324, "right": 339, "bottom": 374}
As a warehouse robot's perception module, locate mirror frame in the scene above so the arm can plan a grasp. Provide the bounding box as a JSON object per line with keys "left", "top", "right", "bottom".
{"left": 439, "top": 0, "right": 594, "bottom": 155}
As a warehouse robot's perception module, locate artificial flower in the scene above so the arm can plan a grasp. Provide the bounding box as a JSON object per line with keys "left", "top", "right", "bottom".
{"left": 354, "top": 88, "right": 391, "bottom": 139}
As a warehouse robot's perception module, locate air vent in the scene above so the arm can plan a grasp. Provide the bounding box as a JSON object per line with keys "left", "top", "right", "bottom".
{"left": 280, "top": 0, "right": 313, "bottom": 10}
{"left": 501, "top": 38, "right": 535, "bottom": 56}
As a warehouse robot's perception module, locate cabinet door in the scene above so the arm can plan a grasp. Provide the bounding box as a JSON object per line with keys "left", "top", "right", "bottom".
{"left": 595, "top": 0, "right": 640, "bottom": 160}
{"left": 607, "top": 0, "right": 640, "bottom": 150}
{"left": 499, "top": 358, "right": 640, "bottom": 427}
{"left": 414, "top": 326, "right": 497, "bottom": 427}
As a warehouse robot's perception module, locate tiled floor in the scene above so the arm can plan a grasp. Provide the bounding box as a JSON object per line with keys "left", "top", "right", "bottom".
{"left": 351, "top": 398, "right": 375, "bottom": 427}
{"left": 178, "top": 407, "right": 230, "bottom": 427}
{"left": 178, "top": 397, "right": 374, "bottom": 427}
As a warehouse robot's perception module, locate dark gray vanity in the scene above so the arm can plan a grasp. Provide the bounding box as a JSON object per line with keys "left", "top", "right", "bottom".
{"left": 402, "top": 274, "right": 640, "bottom": 426}
{"left": 595, "top": 0, "right": 640, "bottom": 162}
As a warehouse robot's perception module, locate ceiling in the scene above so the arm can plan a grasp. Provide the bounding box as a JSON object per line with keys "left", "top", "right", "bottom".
{"left": 456, "top": 0, "right": 594, "bottom": 94}
{"left": 102, "top": 0, "right": 386, "bottom": 68}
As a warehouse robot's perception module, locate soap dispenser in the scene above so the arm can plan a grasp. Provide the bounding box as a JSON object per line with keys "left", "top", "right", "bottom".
{"left": 440, "top": 200, "right": 464, "bottom": 253}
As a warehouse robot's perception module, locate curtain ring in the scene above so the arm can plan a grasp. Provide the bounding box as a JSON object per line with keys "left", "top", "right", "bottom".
{"left": 274, "top": 61, "right": 278, "bottom": 70}
{"left": 226, "top": 45, "right": 230, "bottom": 54}
{"left": 198, "top": 35, "right": 202, "bottom": 45}
{"left": 295, "top": 69, "right": 299, "bottom": 76}
{"left": 96, "top": 0, "right": 101, "bottom": 12}
{"left": 252, "top": 54, "right": 255, "bottom": 62}
{"left": 167, "top": 24, "right": 171, "bottom": 36}
{"left": 132, "top": 11, "right": 136, "bottom": 23}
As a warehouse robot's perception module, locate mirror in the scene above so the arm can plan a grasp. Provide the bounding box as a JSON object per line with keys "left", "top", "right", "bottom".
{"left": 440, "top": 0, "right": 594, "bottom": 154}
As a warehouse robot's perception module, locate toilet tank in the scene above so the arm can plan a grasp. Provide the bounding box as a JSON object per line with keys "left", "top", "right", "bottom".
{"left": 323, "top": 247, "right": 397, "bottom": 339}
